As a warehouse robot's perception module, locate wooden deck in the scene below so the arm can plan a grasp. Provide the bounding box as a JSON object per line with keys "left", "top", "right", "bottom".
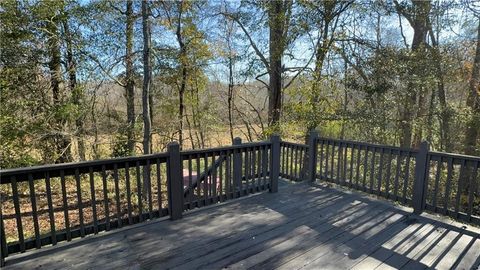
{"left": 4, "top": 179, "right": 480, "bottom": 270}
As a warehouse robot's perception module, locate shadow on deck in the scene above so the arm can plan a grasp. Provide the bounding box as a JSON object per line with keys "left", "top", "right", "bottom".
{"left": 4, "top": 179, "right": 480, "bottom": 270}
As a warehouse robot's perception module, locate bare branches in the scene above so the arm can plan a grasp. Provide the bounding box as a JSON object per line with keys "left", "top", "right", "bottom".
{"left": 220, "top": 11, "right": 270, "bottom": 71}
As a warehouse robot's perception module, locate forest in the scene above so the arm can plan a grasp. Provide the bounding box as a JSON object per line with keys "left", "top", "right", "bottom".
{"left": 1, "top": 0, "right": 480, "bottom": 169}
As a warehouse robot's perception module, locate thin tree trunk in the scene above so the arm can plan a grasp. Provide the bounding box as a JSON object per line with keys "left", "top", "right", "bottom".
{"left": 141, "top": 0, "right": 152, "bottom": 200}
{"left": 176, "top": 1, "right": 186, "bottom": 149}
{"left": 125, "top": 0, "right": 136, "bottom": 155}
{"left": 142, "top": 0, "right": 152, "bottom": 155}
{"left": 228, "top": 55, "right": 235, "bottom": 142}
{"left": 48, "top": 12, "right": 71, "bottom": 163}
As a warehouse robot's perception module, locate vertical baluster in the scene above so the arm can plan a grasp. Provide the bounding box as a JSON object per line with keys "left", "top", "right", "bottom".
{"left": 113, "top": 164, "right": 121, "bottom": 228}
{"left": 257, "top": 146, "right": 262, "bottom": 190}
{"left": 377, "top": 148, "right": 385, "bottom": 195}
{"left": 293, "top": 145, "right": 298, "bottom": 180}
{"left": 250, "top": 148, "right": 255, "bottom": 190}
{"left": 250, "top": 147, "right": 255, "bottom": 189}
{"left": 443, "top": 157, "right": 454, "bottom": 215}
{"left": 285, "top": 145, "right": 289, "bottom": 179}
{"left": 226, "top": 151, "right": 231, "bottom": 199}
{"left": 11, "top": 177, "right": 25, "bottom": 251}
{"left": 324, "top": 142, "right": 330, "bottom": 180}
{"left": 289, "top": 145, "right": 293, "bottom": 180}
{"left": 188, "top": 155, "right": 193, "bottom": 208}
{"left": 45, "top": 172, "right": 57, "bottom": 244}
{"left": 146, "top": 160, "right": 153, "bottom": 220}
{"left": 362, "top": 146, "right": 369, "bottom": 191}
{"left": 204, "top": 153, "right": 209, "bottom": 203}
{"left": 454, "top": 159, "right": 466, "bottom": 218}
{"left": 263, "top": 145, "right": 268, "bottom": 188}
{"left": 73, "top": 169, "right": 86, "bottom": 237}
{"left": 295, "top": 145, "right": 300, "bottom": 180}
{"left": 245, "top": 148, "right": 250, "bottom": 191}
{"left": 156, "top": 159, "right": 162, "bottom": 213}
{"left": 281, "top": 144, "right": 285, "bottom": 176}
{"left": 467, "top": 160, "right": 478, "bottom": 221}
{"left": 349, "top": 144, "right": 355, "bottom": 187}
{"left": 319, "top": 140, "right": 324, "bottom": 179}
{"left": 299, "top": 146, "right": 305, "bottom": 180}
{"left": 219, "top": 151, "right": 225, "bottom": 201}
{"left": 402, "top": 154, "right": 411, "bottom": 203}
{"left": 393, "top": 151, "right": 402, "bottom": 200}
{"left": 212, "top": 153, "right": 218, "bottom": 202}
{"left": 136, "top": 161, "right": 143, "bottom": 222}
{"left": 290, "top": 145, "right": 294, "bottom": 179}
{"left": 369, "top": 148, "right": 376, "bottom": 193}
{"left": 343, "top": 143, "right": 348, "bottom": 185}
{"left": 385, "top": 149, "right": 392, "bottom": 199}
{"left": 196, "top": 154, "right": 202, "bottom": 204}
{"left": 336, "top": 143, "right": 342, "bottom": 184}
{"left": 355, "top": 146, "right": 362, "bottom": 189}
{"left": 125, "top": 163, "right": 133, "bottom": 224}
{"left": 251, "top": 148, "right": 256, "bottom": 190}
{"left": 0, "top": 196, "right": 7, "bottom": 264}
{"left": 432, "top": 157, "right": 442, "bottom": 211}
{"left": 299, "top": 146, "right": 303, "bottom": 180}
{"left": 101, "top": 166, "right": 110, "bottom": 231}
{"left": 60, "top": 171, "right": 71, "bottom": 240}
{"left": 330, "top": 141, "right": 335, "bottom": 181}
{"left": 88, "top": 167, "right": 98, "bottom": 234}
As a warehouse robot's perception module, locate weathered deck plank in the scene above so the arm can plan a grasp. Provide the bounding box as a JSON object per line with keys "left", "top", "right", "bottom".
{"left": 3, "top": 180, "right": 480, "bottom": 270}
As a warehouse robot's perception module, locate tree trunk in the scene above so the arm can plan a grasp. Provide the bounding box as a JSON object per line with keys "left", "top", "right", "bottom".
{"left": 228, "top": 54, "right": 235, "bottom": 143}
{"left": 125, "top": 0, "right": 136, "bottom": 155}
{"left": 48, "top": 12, "right": 71, "bottom": 163}
{"left": 141, "top": 0, "right": 152, "bottom": 201}
{"left": 176, "top": 1, "right": 186, "bottom": 149}
{"left": 464, "top": 19, "right": 480, "bottom": 155}
{"left": 396, "top": 0, "right": 431, "bottom": 148}
{"left": 268, "top": 0, "right": 292, "bottom": 131}
{"left": 63, "top": 15, "right": 85, "bottom": 161}
{"left": 267, "top": 0, "right": 289, "bottom": 130}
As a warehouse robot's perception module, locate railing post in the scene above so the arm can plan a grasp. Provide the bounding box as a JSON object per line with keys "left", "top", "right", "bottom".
{"left": 269, "top": 134, "right": 280, "bottom": 193}
{"left": 233, "top": 137, "right": 242, "bottom": 198}
{"left": 412, "top": 141, "right": 429, "bottom": 215}
{"left": 308, "top": 130, "right": 319, "bottom": 182}
{"left": 167, "top": 142, "right": 183, "bottom": 220}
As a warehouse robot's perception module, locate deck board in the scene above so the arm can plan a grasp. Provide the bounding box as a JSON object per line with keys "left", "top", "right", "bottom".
{"left": 4, "top": 179, "right": 480, "bottom": 270}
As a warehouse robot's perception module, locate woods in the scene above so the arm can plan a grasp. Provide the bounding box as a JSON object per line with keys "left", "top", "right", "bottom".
{"left": 1, "top": 0, "right": 479, "bottom": 169}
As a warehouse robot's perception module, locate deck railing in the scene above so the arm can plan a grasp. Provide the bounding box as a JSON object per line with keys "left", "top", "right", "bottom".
{"left": 282, "top": 132, "right": 479, "bottom": 227}
{"left": 280, "top": 141, "right": 308, "bottom": 181}
{"left": 0, "top": 136, "right": 280, "bottom": 266}
{"left": 0, "top": 132, "right": 478, "bottom": 266}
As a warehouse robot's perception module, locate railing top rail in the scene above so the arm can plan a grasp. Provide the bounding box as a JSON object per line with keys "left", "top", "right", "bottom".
{"left": 429, "top": 150, "right": 480, "bottom": 162}
{"left": 318, "top": 137, "right": 419, "bottom": 154}
{"left": 180, "top": 140, "right": 271, "bottom": 157}
{"left": 0, "top": 152, "right": 169, "bottom": 183}
{"left": 280, "top": 141, "right": 308, "bottom": 148}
